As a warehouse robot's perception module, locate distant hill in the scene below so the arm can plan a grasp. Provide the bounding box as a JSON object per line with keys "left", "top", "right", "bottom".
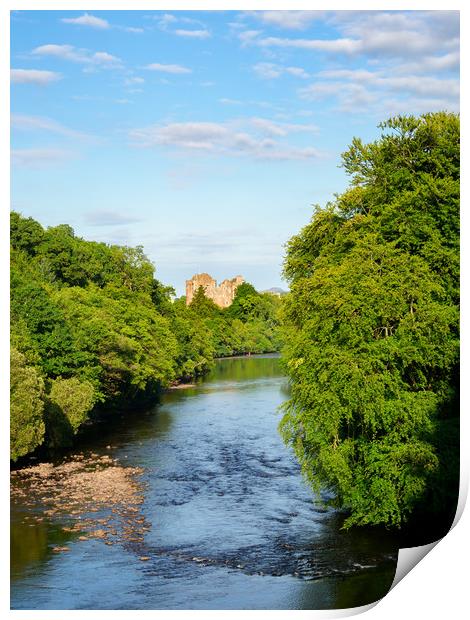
{"left": 262, "top": 287, "right": 288, "bottom": 296}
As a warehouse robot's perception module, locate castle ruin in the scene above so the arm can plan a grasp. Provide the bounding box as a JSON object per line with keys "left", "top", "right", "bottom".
{"left": 186, "top": 273, "right": 244, "bottom": 308}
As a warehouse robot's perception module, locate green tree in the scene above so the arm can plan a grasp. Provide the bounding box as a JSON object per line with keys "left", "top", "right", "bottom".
{"left": 47, "top": 377, "right": 95, "bottom": 434}
{"left": 10, "top": 211, "right": 44, "bottom": 255}
{"left": 10, "top": 348, "right": 45, "bottom": 461}
{"left": 281, "top": 112, "right": 459, "bottom": 529}
{"left": 189, "top": 286, "right": 221, "bottom": 318}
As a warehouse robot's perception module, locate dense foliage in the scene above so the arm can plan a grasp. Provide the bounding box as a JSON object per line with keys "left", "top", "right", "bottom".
{"left": 281, "top": 112, "right": 459, "bottom": 529}
{"left": 10, "top": 213, "right": 282, "bottom": 460}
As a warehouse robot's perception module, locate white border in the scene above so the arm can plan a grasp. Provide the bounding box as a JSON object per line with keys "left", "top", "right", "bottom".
{"left": 3, "top": 1, "right": 467, "bottom": 618}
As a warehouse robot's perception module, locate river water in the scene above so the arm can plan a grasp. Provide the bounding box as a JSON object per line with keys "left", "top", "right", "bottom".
{"left": 11, "top": 355, "right": 399, "bottom": 610}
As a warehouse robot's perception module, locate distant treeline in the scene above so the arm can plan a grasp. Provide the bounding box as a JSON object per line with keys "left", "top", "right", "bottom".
{"left": 10, "top": 212, "right": 282, "bottom": 461}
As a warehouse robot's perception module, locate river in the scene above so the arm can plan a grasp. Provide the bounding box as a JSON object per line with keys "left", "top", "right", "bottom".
{"left": 11, "top": 354, "right": 399, "bottom": 610}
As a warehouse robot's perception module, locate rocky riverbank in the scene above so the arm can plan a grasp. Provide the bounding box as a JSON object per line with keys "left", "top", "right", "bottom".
{"left": 10, "top": 452, "right": 149, "bottom": 553}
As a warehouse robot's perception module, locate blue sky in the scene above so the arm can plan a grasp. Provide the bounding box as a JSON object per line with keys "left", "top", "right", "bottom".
{"left": 10, "top": 9, "right": 460, "bottom": 295}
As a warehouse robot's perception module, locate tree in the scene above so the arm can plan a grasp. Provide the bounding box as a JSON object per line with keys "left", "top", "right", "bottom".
{"left": 10, "top": 211, "right": 44, "bottom": 255}
{"left": 45, "top": 377, "right": 96, "bottom": 447}
{"left": 281, "top": 112, "right": 459, "bottom": 529}
{"left": 10, "top": 348, "right": 45, "bottom": 461}
{"left": 189, "top": 286, "right": 221, "bottom": 318}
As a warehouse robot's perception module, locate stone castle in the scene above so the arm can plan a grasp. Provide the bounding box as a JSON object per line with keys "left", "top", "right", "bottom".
{"left": 186, "top": 273, "right": 244, "bottom": 308}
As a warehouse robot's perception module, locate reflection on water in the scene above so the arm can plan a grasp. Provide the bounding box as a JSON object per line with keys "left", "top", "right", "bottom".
{"left": 11, "top": 355, "right": 399, "bottom": 610}
{"left": 11, "top": 508, "right": 78, "bottom": 578}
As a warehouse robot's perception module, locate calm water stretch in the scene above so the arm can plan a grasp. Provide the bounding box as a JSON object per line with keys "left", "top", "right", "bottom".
{"left": 11, "top": 355, "right": 399, "bottom": 610}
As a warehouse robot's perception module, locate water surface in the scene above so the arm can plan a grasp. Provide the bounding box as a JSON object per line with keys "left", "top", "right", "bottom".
{"left": 11, "top": 355, "right": 398, "bottom": 609}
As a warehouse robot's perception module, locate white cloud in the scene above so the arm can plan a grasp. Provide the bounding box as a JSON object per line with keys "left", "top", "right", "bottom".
{"left": 32, "top": 43, "right": 87, "bottom": 62}
{"left": 84, "top": 210, "right": 142, "bottom": 226}
{"left": 300, "top": 66, "right": 459, "bottom": 115}
{"left": 331, "top": 10, "right": 460, "bottom": 59}
{"left": 238, "top": 30, "right": 262, "bottom": 47}
{"left": 11, "top": 114, "right": 93, "bottom": 141}
{"left": 124, "top": 76, "right": 145, "bottom": 86}
{"left": 300, "top": 82, "right": 378, "bottom": 112}
{"left": 11, "top": 148, "right": 76, "bottom": 167}
{"left": 129, "top": 118, "right": 322, "bottom": 161}
{"left": 307, "top": 69, "right": 459, "bottom": 99}
{"left": 285, "top": 66, "right": 310, "bottom": 79}
{"left": 253, "top": 62, "right": 309, "bottom": 80}
{"left": 396, "top": 51, "right": 460, "bottom": 74}
{"left": 93, "top": 51, "right": 121, "bottom": 65}
{"left": 11, "top": 68, "right": 61, "bottom": 85}
{"left": 174, "top": 29, "right": 211, "bottom": 39}
{"left": 241, "top": 11, "right": 460, "bottom": 64}
{"left": 258, "top": 36, "right": 362, "bottom": 54}
{"left": 153, "top": 13, "right": 209, "bottom": 39}
{"left": 219, "top": 98, "right": 243, "bottom": 105}
{"left": 379, "top": 95, "right": 460, "bottom": 116}
{"left": 157, "top": 14, "right": 178, "bottom": 27}
{"left": 61, "top": 13, "right": 109, "bottom": 29}
{"left": 61, "top": 13, "right": 143, "bottom": 34}
{"left": 145, "top": 63, "right": 192, "bottom": 74}
{"left": 248, "top": 117, "right": 318, "bottom": 137}
{"left": 245, "top": 10, "right": 326, "bottom": 30}
{"left": 32, "top": 44, "right": 123, "bottom": 68}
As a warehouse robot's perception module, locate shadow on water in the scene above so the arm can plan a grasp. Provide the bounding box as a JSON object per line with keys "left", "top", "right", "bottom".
{"left": 11, "top": 354, "right": 400, "bottom": 610}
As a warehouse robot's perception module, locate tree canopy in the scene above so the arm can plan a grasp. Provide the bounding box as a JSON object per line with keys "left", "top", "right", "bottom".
{"left": 280, "top": 112, "right": 459, "bottom": 529}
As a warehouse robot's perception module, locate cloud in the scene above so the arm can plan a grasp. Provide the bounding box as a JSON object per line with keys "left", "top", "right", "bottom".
{"left": 300, "top": 67, "right": 459, "bottom": 114}
{"left": 154, "top": 13, "right": 178, "bottom": 27}
{"left": 144, "top": 63, "right": 192, "bottom": 74}
{"left": 84, "top": 210, "right": 142, "bottom": 226}
{"left": 32, "top": 44, "right": 123, "bottom": 68}
{"left": 124, "top": 76, "right": 145, "bottom": 86}
{"left": 245, "top": 118, "right": 318, "bottom": 139}
{"left": 238, "top": 30, "right": 262, "bottom": 47}
{"left": 253, "top": 62, "right": 309, "bottom": 79}
{"left": 11, "top": 148, "right": 76, "bottom": 167}
{"left": 11, "top": 68, "right": 62, "bottom": 85}
{"left": 152, "top": 13, "right": 209, "bottom": 39}
{"left": 61, "top": 12, "right": 143, "bottom": 33}
{"left": 307, "top": 69, "right": 460, "bottom": 99}
{"left": 11, "top": 114, "right": 94, "bottom": 141}
{"left": 244, "top": 10, "right": 326, "bottom": 30}
{"left": 219, "top": 98, "right": 244, "bottom": 105}
{"left": 129, "top": 118, "right": 322, "bottom": 161}
{"left": 240, "top": 11, "right": 460, "bottom": 63}
{"left": 93, "top": 51, "right": 120, "bottom": 64}
{"left": 257, "top": 36, "right": 362, "bottom": 54}
{"left": 395, "top": 51, "right": 460, "bottom": 74}
{"left": 330, "top": 10, "right": 459, "bottom": 60}
{"left": 61, "top": 13, "right": 110, "bottom": 29}
{"left": 174, "top": 29, "right": 211, "bottom": 39}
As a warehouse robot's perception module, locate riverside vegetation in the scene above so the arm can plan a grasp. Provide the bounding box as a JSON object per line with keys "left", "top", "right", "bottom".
{"left": 10, "top": 216, "right": 282, "bottom": 461}
{"left": 280, "top": 112, "right": 459, "bottom": 532}
{"left": 11, "top": 111, "right": 459, "bottom": 537}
